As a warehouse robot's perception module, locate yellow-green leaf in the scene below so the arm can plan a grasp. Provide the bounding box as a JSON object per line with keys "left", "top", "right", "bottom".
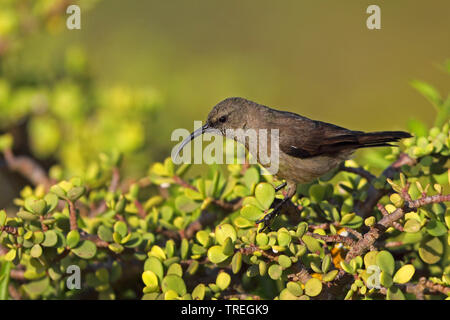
{"left": 393, "top": 264, "right": 415, "bottom": 284}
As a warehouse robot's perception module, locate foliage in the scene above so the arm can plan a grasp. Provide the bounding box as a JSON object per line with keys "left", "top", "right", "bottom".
{"left": 0, "top": 0, "right": 162, "bottom": 177}
{"left": 0, "top": 112, "right": 449, "bottom": 299}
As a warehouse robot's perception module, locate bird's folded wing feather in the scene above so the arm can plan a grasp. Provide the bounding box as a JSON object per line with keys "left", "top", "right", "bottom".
{"left": 270, "top": 115, "right": 364, "bottom": 158}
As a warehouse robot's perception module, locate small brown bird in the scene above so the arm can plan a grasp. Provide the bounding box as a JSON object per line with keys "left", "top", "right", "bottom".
{"left": 174, "top": 97, "right": 411, "bottom": 231}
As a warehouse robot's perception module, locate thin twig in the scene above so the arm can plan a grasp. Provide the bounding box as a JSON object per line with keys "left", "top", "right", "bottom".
{"left": 223, "top": 293, "right": 261, "bottom": 300}
{"left": 239, "top": 244, "right": 278, "bottom": 262}
{"left": 109, "top": 167, "right": 120, "bottom": 193}
{"left": 91, "top": 167, "right": 122, "bottom": 217}
{"left": 383, "top": 241, "right": 404, "bottom": 248}
{"left": 172, "top": 175, "right": 197, "bottom": 191}
{"left": 0, "top": 225, "right": 18, "bottom": 235}
{"left": 212, "top": 198, "right": 244, "bottom": 212}
{"left": 356, "top": 153, "right": 416, "bottom": 218}
{"left": 307, "top": 232, "right": 355, "bottom": 247}
{"left": 184, "top": 211, "right": 216, "bottom": 239}
{"left": 39, "top": 215, "right": 48, "bottom": 232}
{"left": 343, "top": 227, "right": 363, "bottom": 240}
{"left": 67, "top": 199, "right": 78, "bottom": 231}
{"left": 3, "top": 148, "right": 51, "bottom": 188}
{"left": 134, "top": 200, "right": 146, "bottom": 219}
{"left": 379, "top": 277, "right": 450, "bottom": 299}
{"left": 8, "top": 284, "right": 21, "bottom": 300}
{"left": 339, "top": 164, "right": 376, "bottom": 182}
{"left": 9, "top": 269, "right": 25, "bottom": 280}
{"left": 80, "top": 233, "right": 109, "bottom": 248}
{"left": 287, "top": 267, "right": 312, "bottom": 284}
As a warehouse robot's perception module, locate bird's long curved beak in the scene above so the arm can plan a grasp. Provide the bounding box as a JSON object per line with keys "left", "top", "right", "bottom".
{"left": 173, "top": 123, "right": 211, "bottom": 161}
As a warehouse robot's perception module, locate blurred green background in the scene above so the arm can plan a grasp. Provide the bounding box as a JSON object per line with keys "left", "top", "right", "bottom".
{"left": 84, "top": 0, "right": 450, "bottom": 130}
{"left": 1, "top": 0, "right": 449, "bottom": 207}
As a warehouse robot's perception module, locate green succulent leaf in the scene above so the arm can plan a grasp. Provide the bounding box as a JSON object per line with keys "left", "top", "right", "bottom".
{"left": 301, "top": 235, "right": 322, "bottom": 255}
{"left": 425, "top": 220, "right": 447, "bottom": 237}
{"left": 241, "top": 204, "right": 263, "bottom": 221}
{"left": 279, "top": 288, "right": 298, "bottom": 300}
{"left": 222, "top": 237, "right": 234, "bottom": 256}
{"left": 268, "top": 264, "right": 283, "bottom": 280}
{"left": 286, "top": 281, "right": 303, "bottom": 296}
{"left": 66, "top": 230, "right": 80, "bottom": 249}
{"left": 175, "top": 195, "right": 201, "bottom": 213}
{"left": 305, "top": 278, "right": 322, "bottom": 297}
{"left": 207, "top": 246, "right": 229, "bottom": 264}
{"left": 393, "top": 264, "right": 415, "bottom": 284}
{"left": 0, "top": 261, "right": 12, "bottom": 300}
{"left": 215, "top": 224, "right": 237, "bottom": 245}
{"left": 277, "top": 230, "right": 291, "bottom": 247}
{"left": 29, "top": 199, "right": 47, "bottom": 216}
{"left": 376, "top": 251, "right": 395, "bottom": 276}
{"left": 0, "top": 210, "right": 7, "bottom": 227}
{"left": 41, "top": 230, "right": 58, "bottom": 247}
{"left": 404, "top": 219, "right": 421, "bottom": 233}
{"left": 386, "top": 285, "right": 405, "bottom": 300}
{"left": 161, "top": 275, "right": 186, "bottom": 296}
{"left": 144, "top": 257, "right": 164, "bottom": 282}
{"left": 142, "top": 270, "right": 159, "bottom": 292}
{"left": 4, "top": 249, "right": 16, "bottom": 262}
{"left": 30, "top": 244, "right": 43, "bottom": 258}
{"left": 254, "top": 183, "right": 275, "bottom": 210}
{"left": 380, "top": 271, "right": 393, "bottom": 288}
{"left": 278, "top": 255, "right": 292, "bottom": 269}
{"left": 216, "top": 272, "right": 231, "bottom": 291}
{"left": 71, "top": 240, "right": 97, "bottom": 259}
{"left": 97, "top": 225, "right": 113, "bottom": 242}
{"left": 192, "top": 284, "right": 206, "bottom": 300}
{"left": 322, "top": 270, "right": 339, "bottom": 282}
{"left": 67, "top": 186, "right": 85, "bottom": 201}
{"left": 17, "top": 210, "right": 39, "bottom": 221}
{"left": 231, "top": 252, "right": 242, "bottom": 274}
{"left": 418, "top": 236, "right": 443, "bottom": 264}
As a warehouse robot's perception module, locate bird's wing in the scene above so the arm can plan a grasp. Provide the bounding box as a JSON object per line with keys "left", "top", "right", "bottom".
{"left": 269, "top": 114, "right": 365, "bottom": 159}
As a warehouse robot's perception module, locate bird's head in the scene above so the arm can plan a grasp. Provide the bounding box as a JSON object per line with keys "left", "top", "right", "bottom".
{"left": 173, "top": 97, "right": 251, "bottom": 159}
{"left": 206, "top": 97, "right": 250, "bottom": 133}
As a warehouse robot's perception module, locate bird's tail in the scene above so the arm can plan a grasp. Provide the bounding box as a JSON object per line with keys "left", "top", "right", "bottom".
{"left": 355, "top": 131, "right": 412, "bottom": 148}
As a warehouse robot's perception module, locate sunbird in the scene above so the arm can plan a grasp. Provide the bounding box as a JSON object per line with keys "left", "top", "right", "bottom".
{"left": 174, "top": 97, "right": 411, "bottom": 231}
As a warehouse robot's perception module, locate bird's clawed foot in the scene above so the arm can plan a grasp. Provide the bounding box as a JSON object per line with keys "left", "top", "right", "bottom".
{"left": 256, "top": 200, "right": 287, "bottom": 232}
{"left": 256, "top": 182, "right": 289, "bottom": 233}
{"left": 256, "top": 209, "right": 278, "bottom": 233}
{"left": 274, "top": 181, "right": 287, "bottom": 192}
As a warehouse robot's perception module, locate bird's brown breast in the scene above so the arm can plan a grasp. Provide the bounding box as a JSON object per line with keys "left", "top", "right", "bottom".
{"left": 275, "top": 151, "right": 351, "bottom": 184}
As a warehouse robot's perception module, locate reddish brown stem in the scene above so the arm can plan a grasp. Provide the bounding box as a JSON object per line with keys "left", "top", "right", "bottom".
{"left": 239, "top": 244, "right": 278, "bottom": 262}
{"left": 134, "top": 200, "right": 146, "bottom": 219}
{"left": 67, "top": 199, "right": 78, "bottom": 231}
{"left": 39, "top": 216, "right": 48, "bottom": 232}
{"left": 307, "top": 232, "right": 355, "bottom": 247}
{"left": 3, "top": 148, "right": 51, "bottom": 189}
{"left": 346, "top": 193, "right": 450, "bottom": 262}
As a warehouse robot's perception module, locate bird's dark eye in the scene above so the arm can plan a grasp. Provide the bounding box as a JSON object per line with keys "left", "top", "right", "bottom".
{"left": 219, "top": 115, "right": 227, "bottom": 123}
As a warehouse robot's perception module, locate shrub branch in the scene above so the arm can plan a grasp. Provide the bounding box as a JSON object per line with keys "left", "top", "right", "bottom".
{"left": 346, "top": 192, "right": 450, "bottom": 261}
{"left": 355, "top": 153, "right": 416, "bottom": 218}
{"left": 3, "top": 148, "right": 51, "bottom": 188}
